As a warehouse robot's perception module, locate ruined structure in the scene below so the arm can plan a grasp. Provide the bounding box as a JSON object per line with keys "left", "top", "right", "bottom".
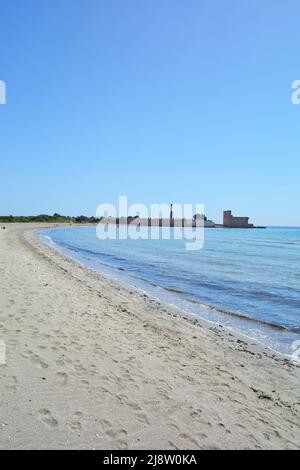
{"left": 223, "top": 210, "right": 254, "bottom": 228}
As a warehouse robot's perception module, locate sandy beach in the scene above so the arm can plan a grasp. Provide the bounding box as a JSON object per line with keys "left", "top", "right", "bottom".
{"left": 0, "top": 223, "right": 299, "bottom": 449}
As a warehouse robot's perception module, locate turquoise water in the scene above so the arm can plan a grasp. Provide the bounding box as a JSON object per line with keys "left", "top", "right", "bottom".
{"left": 40, "top": 226, "right": 300, "bottom": 357}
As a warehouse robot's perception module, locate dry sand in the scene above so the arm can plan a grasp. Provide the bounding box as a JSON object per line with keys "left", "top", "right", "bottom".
{"left": 0, "top": 223, "right": 299, "bottom": 449}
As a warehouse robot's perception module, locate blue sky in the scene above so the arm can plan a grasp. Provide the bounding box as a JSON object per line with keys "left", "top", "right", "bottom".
{"left": 0, "top": 0, "right": 299, "bottom": 225}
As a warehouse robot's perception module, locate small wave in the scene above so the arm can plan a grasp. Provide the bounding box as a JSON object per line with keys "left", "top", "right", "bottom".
{"left": 103, "top": 267, "right": 300, "bottom": 334}
{"left": 152, "top": 284, "right": 300, "bottom": 333}
{"left": 204, "top": 304, "right": 299, "bottom": 333}
{"left": 127, "top": 276, "right": 300, "bottom": 334}
{"left": 42, "top": 234, "right": 57, "bottom": 247}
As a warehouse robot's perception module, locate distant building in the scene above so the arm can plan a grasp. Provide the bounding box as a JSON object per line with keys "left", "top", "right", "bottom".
{"left": 193, "top": 213, "right": 215, "bottom": 228}
{"left": 223, "top": 210, "right": 254, "bottom": 228}
{"left": 204, "top": 219, "right": 215, "bottom": 227}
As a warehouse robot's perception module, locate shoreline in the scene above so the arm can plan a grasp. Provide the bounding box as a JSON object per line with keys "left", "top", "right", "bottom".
{"left": 38, "top": 225, "right": 298, "bottom": 360}
{"left": 0, "top": 223, "right": 299, "bottom": 449}
{"left": 34, "top": 227, "right": 287, "bottom": 361}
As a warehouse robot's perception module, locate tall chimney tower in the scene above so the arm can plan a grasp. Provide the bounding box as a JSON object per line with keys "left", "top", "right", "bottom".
{"left": 170, "top": 204, "right": 173, "bottom": 222}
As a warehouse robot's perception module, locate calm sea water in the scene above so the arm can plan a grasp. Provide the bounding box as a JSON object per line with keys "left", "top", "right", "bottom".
{"left": 40, "top": 226, "right": 300, "bottom": 357}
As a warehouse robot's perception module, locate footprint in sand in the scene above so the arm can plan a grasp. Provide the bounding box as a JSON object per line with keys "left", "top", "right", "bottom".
{"left": 37, "top": 408, "right": 58, "bottom": 428}
{"left": 136, "top": 413, "right": 150, "bottom": 425}
{"left": 66, "top": 412, "right": 83, "bottom": 432}
{"left": 28, "top": 351, "right": 48, "bottom": 369}
{"left": 99, "top": 420, "right": 128, "bottom": 449}
{"left": 4, "top": 375, "right": 18, "bottom": 392}
{"left": 54, "top": 371, "right": 68, "bottom": 386}
{"left": 66, "top": 420, "right": 82, "bottom": 431}
{"left": 179, "top": 432, "right": 200, "bottom": 448}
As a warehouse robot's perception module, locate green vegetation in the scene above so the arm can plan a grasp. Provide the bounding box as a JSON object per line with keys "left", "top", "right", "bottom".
{"left": 0, "top": 213, "right": 101, "bottom": 224}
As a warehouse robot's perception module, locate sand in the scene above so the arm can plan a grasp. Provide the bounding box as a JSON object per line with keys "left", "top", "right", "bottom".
{"left": 0, "top": 223, "right": 299, "bottom": 449}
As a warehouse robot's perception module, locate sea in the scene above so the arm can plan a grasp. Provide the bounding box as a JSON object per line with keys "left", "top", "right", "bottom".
{"left": 40, "top": 225, "right": 300, "bottom": 358}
